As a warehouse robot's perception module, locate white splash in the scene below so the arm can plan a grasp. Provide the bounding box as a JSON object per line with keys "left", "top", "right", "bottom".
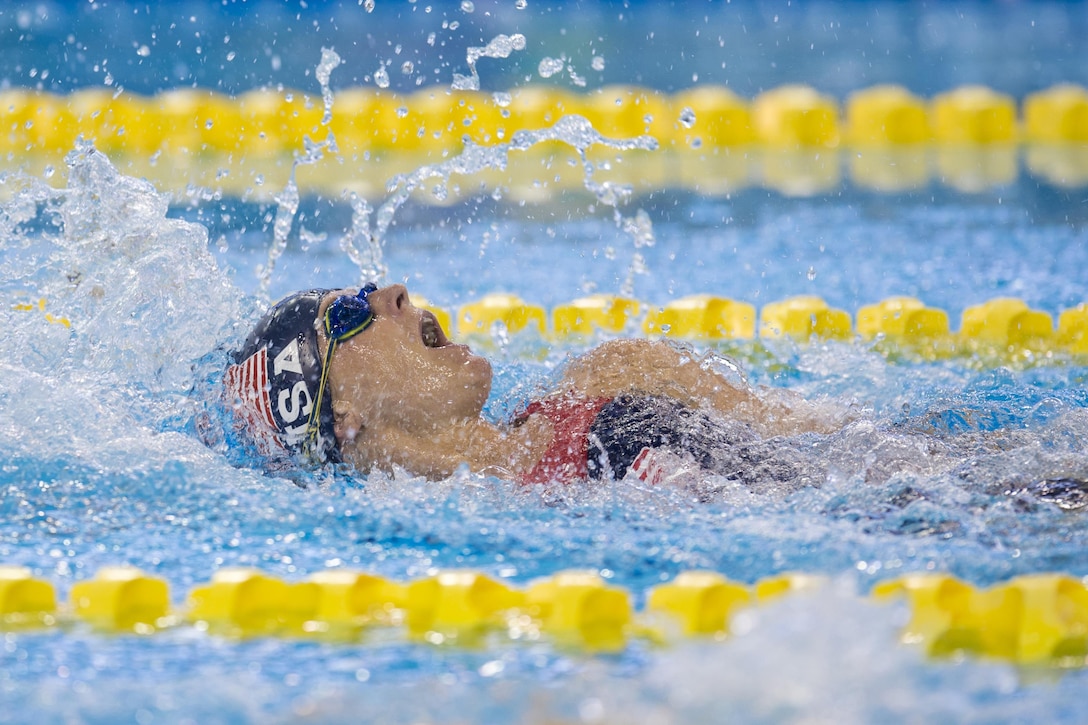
{"left": 315, "top": 46, "right": 342, "bottom": 126}
{"left": 259, "top": 49, "right": 661, "bottom": 302}
{"left": 453, "top": 33, "right": 527, "bottom": 91}
{"left": 0, "top": 140, "right": 245, "bottom": 469}
{"left": 347, "top": 114, "right": 658, "bottom": 290}
{"left": 257, "top": 48, "right": 342, "bottom": 297}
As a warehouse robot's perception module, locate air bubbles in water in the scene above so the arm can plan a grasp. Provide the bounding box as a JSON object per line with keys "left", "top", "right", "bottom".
{"left": 460, "top": 0, "right": 474, "bottom": 12}
{"left": 362, "top": 0, "right": 375, "bottom": 10}
{"left": 515, "top": 0, "right": 527, "bottom": 8}
{"left": 592, "top": 56, "right": 606, "bottom": 71}
{"left": 679, "top": 106, "right": 696, "bottom": 128}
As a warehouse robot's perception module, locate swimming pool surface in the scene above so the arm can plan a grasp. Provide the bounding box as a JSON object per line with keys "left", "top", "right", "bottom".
{"left": 3, "top": 1, "right": 1088, "bottom": 723}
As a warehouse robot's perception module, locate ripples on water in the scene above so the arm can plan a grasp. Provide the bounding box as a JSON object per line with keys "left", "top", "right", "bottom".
{"left": 2, "top": 140, "right": 1088, "bottom": 720}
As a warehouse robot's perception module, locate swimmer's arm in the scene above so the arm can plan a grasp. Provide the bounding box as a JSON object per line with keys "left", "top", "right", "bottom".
{"left": 560, "top": 339, "right": 834, "bottom": 436}
{"left": 560, "top": 339, "right": 756, "bottom": 409}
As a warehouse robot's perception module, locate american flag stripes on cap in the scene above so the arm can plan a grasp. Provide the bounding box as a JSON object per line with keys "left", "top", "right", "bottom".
{"left": 225, "top": 289, "right": 341, "bottom": 466}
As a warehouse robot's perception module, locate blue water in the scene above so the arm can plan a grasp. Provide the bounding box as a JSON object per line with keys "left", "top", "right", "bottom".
{"left": 4, "top": 0, "right": 1087, "bottom": 99}
{"left": 4, "top": 2, "right": 1088, "bottom": 724}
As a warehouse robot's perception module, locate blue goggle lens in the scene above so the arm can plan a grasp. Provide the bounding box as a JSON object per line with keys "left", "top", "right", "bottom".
{"left": 324, "top": 283, "right": 378, "bottom": 341}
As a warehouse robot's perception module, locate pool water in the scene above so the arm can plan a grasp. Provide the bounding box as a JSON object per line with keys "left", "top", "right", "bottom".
{"left": 4, "top": 2, "right": 1088, "bottom": 723}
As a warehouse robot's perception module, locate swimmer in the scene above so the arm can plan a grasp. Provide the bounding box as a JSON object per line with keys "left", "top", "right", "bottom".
{"left": 225, "top": 284, "right": 843, "bottom": 487}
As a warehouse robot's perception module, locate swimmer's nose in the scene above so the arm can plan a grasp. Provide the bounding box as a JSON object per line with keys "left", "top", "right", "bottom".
{"left": 371, "top": 284, "right": 410, "bottom": 317}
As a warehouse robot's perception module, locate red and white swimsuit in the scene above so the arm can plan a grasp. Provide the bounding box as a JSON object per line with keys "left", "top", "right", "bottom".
{"left": 514, "top": 396, "right": 611, "bottom": 485}
{"left": 511, "top": 393, "right": 766, "bottom": 488}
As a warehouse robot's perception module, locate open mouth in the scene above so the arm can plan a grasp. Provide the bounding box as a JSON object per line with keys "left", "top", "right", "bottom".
{"left": 420, "top": 311, "right": 450, "bottom": 348}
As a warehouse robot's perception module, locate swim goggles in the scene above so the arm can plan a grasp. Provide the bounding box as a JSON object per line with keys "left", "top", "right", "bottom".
{"left": 303, "top": 283, "right": 379, "bottom": 460}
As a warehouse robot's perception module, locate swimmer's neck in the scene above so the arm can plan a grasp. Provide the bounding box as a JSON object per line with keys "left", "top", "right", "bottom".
{"left": 340, "top": 415, "right": 551, "bottom": 481}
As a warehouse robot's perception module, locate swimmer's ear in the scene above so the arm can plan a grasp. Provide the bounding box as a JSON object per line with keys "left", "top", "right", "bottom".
{"left": 332, "top": 400, "right": 364, "bottom": 443}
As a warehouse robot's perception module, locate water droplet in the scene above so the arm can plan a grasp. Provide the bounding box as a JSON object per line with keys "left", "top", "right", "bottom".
{"left": 396, "top": 106, "right": 408, "bottom": 118}
{"left": 537, "top": 57, "right": 564, "bottom": 79}
{"left": 226, "top": 51, "right": 236, "bottom": 62}
{"left": 136, "top": 45, "right": 151, "bottom": 58}
{"left": 515, "top": 0, "right": 527, "bottom": 8}
{"left": 591, "top": 56, "right": 605, "bottom": 71}
{"left": 401, "top": 61, "right": 414, "bottom": 75}
{"left": 807, "top": 266, "right": 817, "bottom": 281}
{"left": 492, "top": 91, "right": 512, "bottom": 107}
{"left": 678, "top": 106, "right": 696, "bottom": 128}
{"left": 460, "top": 0, "right": 474, "bottom": 12}
{"left": 374, "top": 65, "right": 390, "bottom": 88}
{"left": 452, "top": 73, "right": 478, "bottom": 91}
{"left": 362, "top": 0, "right": 375, "bottom": 11}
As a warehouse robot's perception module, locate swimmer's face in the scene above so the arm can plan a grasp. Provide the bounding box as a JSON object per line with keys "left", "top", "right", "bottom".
{"left": 317, "top": 284, "right": 492, "bottom": 449}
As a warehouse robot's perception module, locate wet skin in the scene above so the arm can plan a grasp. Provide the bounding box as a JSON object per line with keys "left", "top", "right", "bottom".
{"left": 316, "top": 285, "right": 546, "bottom": 478}
{"left": 313, "top": 285, "right": 841, "bottom": 480}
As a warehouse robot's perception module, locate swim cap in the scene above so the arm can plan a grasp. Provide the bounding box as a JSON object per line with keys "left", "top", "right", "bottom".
{"left": 224, "top": 289, "right": 341, "bottom": 466}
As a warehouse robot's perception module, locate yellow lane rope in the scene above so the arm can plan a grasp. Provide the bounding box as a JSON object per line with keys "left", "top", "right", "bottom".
{"left": 11, "top": 295, "right": 1088, "bottom": 360}
{"left": 5, "top": 565, "right": 1088, "bottom": 665}
{"left": 2, "top": 83, "right": 1087, "bottom": 197}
